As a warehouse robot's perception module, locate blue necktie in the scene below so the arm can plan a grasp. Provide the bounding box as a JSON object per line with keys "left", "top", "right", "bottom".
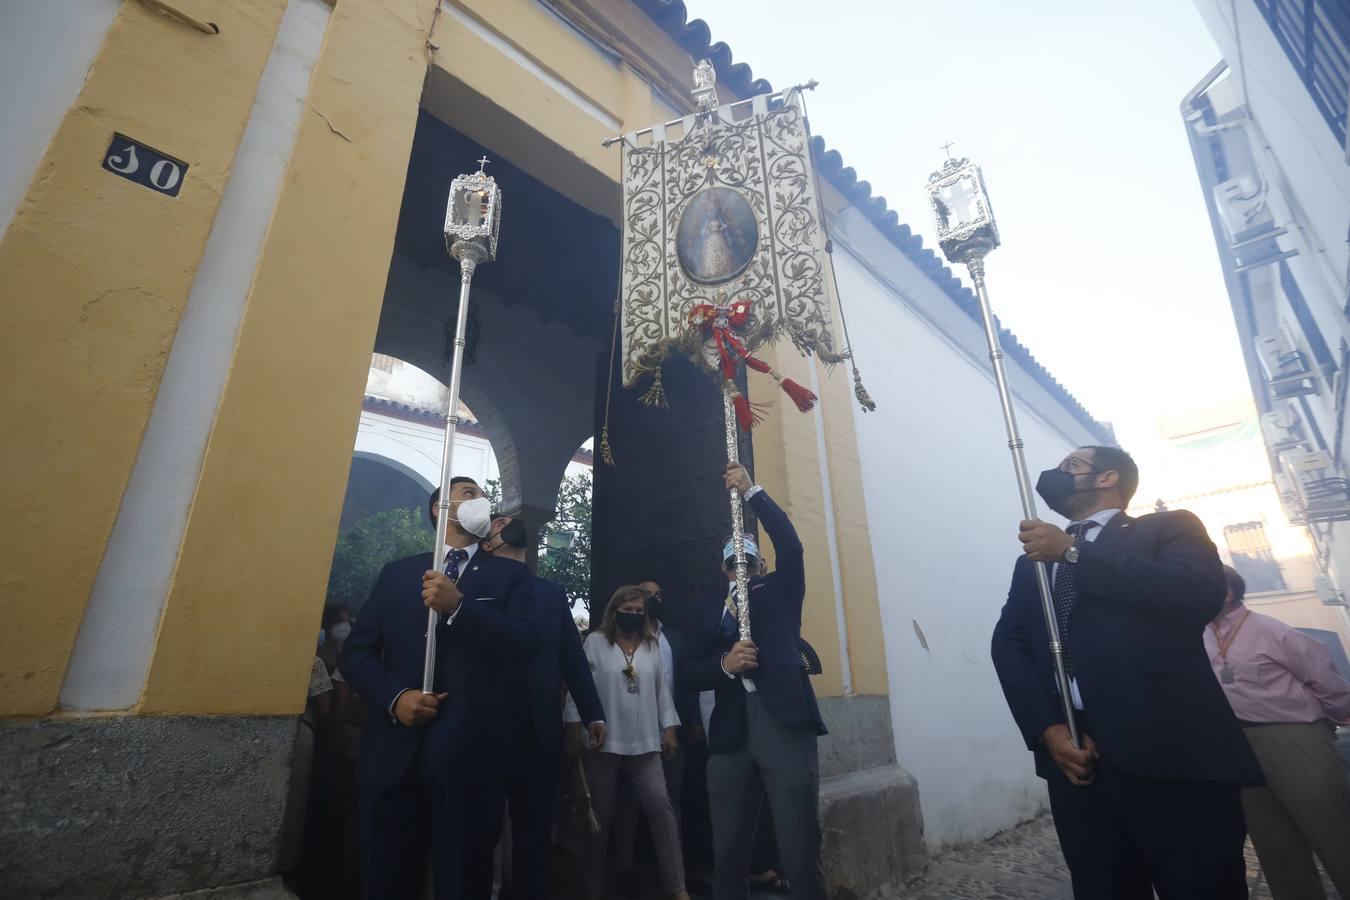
{"left": 440, "top": 549, "right": 469, "bottom": 625}
{"left": 444, "top": 548, "right": 468, "bottom": 581}
{"left": 1052, "top": 521, "right": 1097, "bottom": 677}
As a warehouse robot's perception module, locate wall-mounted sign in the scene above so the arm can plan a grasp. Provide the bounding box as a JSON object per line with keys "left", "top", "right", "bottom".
{"left": 102, "top": 133, "right": 187, "bottom": 198}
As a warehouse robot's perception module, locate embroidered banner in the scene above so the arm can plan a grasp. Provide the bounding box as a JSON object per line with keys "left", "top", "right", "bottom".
{"left": 619, "top": 90, "right": 845, "bottom": 390}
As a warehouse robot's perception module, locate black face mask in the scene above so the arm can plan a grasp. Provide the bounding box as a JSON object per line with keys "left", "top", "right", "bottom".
{"left": 615, "top": 611, "right": 645, "bottom": 636}
{"left": 496, "top": 518, "right": 530, "bottom": 551}
{"left": 646, "top": 593, "right": 663, "bottom": 621}
{"left": 1035, "top": 466, "right": 1104, "bottom": 518}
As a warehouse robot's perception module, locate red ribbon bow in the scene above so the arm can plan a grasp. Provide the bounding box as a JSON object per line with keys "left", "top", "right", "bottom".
{"left": 687, "top": 299, "right": 817, "bottom": 429}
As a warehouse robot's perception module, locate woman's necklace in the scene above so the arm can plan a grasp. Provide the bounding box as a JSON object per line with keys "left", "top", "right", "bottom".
{"left": 1210, "top": 609, "right": 1252, "bottom": 684}
{"left": 618, "top": 640, "right": 640, "bottom": 694}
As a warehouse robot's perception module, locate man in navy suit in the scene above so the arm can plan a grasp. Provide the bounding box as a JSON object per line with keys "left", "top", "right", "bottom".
{"left": 684, "top": 463, "right": 827, "bottom": 900}
{"left": 480, "top": 514, "right": 605, "bottom": 900}
{"left": 339, "top": 477, "right": 539, "bottom": 900}
{"left": 991, "top": 446, "right": 1263, "bottom": 899}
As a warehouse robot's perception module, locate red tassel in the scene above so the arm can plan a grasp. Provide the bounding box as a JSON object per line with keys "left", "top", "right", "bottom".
{"left": 779, "top": 377, "right": 817, "bottom": 412}
{"left": 742, "top": 355, "right": 772, "bottom": 375}
{"left": 733, "top": 393, "right": 756, "bottom": 430}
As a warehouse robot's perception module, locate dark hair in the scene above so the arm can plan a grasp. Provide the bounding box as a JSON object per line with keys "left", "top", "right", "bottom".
{"left": 599, "top": 585, "right": 657, "bottom": 646}
{"left": 1222, "top": 565, "right": 1246, "bottom": 604}
{"left": 428, "top": 477, "right": 480, "bottom": 523}
{"left": 1081, "top": 445, "right": 1139, "bottom": 504}
{"left": 321, "top": 603, "right": 350, "bottom": 628}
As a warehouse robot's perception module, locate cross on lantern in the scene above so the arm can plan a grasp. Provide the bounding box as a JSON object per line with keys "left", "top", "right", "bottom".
{"left": 476, "top": 155, "right": 491, "bottom": 174}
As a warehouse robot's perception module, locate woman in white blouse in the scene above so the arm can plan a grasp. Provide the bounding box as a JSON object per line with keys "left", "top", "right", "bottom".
{"left": 566, "top": 584, "right": 688, "bottom": 900}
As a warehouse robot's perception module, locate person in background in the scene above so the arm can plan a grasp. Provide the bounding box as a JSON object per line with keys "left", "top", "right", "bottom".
{"left": 610, "top": 580, "right": 703, "bottom": 894}
{"left": 482, "top": 514, "right": 605, "bottom": 900}
{"left": 991, "top": 446, "right": 1262, "bottom": 900}
{"left": 566, "top": 585, "right": 688, "bottom": 900}
{"left": 1206, "top": 564, "right": 1350, "bottom": 899}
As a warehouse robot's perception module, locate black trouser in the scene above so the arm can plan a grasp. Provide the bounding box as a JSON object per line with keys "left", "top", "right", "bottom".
{"left": 498, "top": 739, "right": 562, "bottom": 900}
{"left": 1045, "top": 746, "right": 1248, "bottom": 899}
{"left": 358, "top": 751, "right": 508, "bottom": 900}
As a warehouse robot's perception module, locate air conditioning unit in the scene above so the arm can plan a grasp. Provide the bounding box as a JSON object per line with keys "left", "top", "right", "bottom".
{"left": 1272, "top": 467, "right": 1304, "bottom": 523}
{"left": 1259, "top": 408, "right": 1307, "bottom": 452}
{"left": 1315, "top": 574, "right": 1346, "bottom": 607}
{"left": 1214, "top": 173, "right": 1276, "bottom": 246}
{"left": 1255, "top": 333, "right": 1316, "bottom": 399}
{"left": 1281, "top": 449, "right": 1350, "bottom": 520}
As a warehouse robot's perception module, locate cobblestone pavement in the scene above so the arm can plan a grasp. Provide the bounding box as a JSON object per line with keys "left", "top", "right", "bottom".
{"left": 881, "top": 815, "right": 1341, "bottom": 900}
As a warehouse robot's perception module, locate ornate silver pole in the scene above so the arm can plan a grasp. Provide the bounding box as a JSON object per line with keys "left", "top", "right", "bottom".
{"left": 425, "top": 158, "right": 502, "bottom": 693}
{"left": 722, "top": 384, "right": 752, "bottom": 640}
{"left": 422, "top": 252, "right": 482, "bottom": 693}
{"left": 966, "top": 255, "right": 1079, "bottom": 747}
{"left": 926, "top": 153, "right": 1079, "bottom": 747}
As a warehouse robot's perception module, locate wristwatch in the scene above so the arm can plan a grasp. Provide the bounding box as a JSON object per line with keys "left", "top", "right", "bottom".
{"left": 1063, "top": 543, "right": 1080, "bottom": 564}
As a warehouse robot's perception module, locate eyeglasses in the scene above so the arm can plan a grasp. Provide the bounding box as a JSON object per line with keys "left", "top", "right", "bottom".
{"left": 1060, "top": 456, "right": 1104, "bottom": 474}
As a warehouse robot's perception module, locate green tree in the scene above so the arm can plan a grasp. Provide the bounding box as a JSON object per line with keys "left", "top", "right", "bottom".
{"left": 539, "top": 472, "right": 593, "bottom": 613}
{"left": 327, "top": 507, "right": 433, "bottom": 616}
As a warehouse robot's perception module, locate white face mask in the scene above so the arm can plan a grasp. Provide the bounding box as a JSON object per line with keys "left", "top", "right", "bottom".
{"left": 329, "top": 622, "right": 352, "bottom": 643}
{"left": 452, "top": 496, "right": 493, "bottom": 539}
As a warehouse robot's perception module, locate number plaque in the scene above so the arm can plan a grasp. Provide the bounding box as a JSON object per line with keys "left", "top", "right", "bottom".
{"left": 102, "top": 133, "right": 187, "bottom": 198}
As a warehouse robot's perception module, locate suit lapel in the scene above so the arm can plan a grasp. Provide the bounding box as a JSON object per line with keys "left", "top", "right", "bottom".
{"left": 455, "top": 552, "right": 487, "bottom": 600}
{"left": 1068, "top": 512, "right": 1132, "bottom": 617}
{"left": 1092, "top": 512, "right": 1133, "bottom": 549}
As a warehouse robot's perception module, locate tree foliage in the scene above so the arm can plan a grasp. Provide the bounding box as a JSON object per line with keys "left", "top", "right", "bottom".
{"left": 539, "top": 473, "right": 593, "bottom": 613}
{"left": 327, "top": 507, "right": 432, "bottom": 616}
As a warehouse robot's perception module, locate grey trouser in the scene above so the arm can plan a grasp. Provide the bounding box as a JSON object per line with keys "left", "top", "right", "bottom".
{"left": 611, "top": 743, "right": 685, "bottom": 873}
{"left": 706, "top": 693, "right": 825, "bottom": 900}
{"left": 584, "top": 750, "right": 685, "bottom": 899}
{"left": 1241, "top": 721, "right": 1350, "bottom": 900}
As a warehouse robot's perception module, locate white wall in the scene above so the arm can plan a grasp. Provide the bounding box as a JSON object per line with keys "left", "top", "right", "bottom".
{"left": 837, "top": 241, "right": 1100, "bottom": 848}
{"left": 1193, "top": 1, "right": 1349, "bottom": 338}
{"left": 0, "top": 1, "right": 121, "bottom": 238}
{"left": 353, "top": 407, "right": 593, "bottom": 498}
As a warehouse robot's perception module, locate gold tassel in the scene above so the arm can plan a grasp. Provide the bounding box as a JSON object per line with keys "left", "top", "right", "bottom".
{"left": 852, "top": 366, "right": 877, "bottom": 412}
{"left": 599, "top": 425, "right": 616, "bottom": 467}
{"left": 640, "top": 368, "right": 668, "bottom": 408}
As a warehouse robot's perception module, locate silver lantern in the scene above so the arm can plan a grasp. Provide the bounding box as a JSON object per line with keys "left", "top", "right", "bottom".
{"left": 926, "top": 155, "right": 1000, "bottom": 265}
{"left": 444, "top": 156, "right": 502, "bottom": 266}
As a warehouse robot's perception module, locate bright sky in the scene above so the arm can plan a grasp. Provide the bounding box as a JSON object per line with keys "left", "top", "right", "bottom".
{"left": 680, "top": 0, "right": 1252, "bottom": 462}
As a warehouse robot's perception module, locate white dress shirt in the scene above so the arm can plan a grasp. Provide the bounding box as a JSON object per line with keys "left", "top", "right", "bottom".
{"left": 1056, "top": 507, "right": 1121, "bottom": 711}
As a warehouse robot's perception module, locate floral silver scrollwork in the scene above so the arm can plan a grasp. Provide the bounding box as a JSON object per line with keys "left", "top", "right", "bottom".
{"left": 619, "top": 93, "right": 845, "bottom": 387}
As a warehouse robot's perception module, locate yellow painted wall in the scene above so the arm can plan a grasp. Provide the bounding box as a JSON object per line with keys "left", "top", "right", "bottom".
{"left": 0, "top": 0, "right": 287, "bottom": 716}
{"left": 140, "top": 0, "right": 434, "bottom": 713}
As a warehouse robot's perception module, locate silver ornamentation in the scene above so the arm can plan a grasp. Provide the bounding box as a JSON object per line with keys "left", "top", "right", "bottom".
{"left": 724, "top": 385, "right": 752, "bottom": 641}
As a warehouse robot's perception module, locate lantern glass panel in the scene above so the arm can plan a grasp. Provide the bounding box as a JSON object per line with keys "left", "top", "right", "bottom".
{"left": 452, "top": 187, "right": 489, "bottom": 229}
{"left": 936, "top": 174, "right": 984, "bottom": 232}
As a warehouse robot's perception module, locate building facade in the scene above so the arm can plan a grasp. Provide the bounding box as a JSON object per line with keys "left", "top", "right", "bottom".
{"left": 0, "top": 2, "right": 1106, "bottom": 895}
{"left": 1182, "top": 2, "right": 1350, "bottom": 639}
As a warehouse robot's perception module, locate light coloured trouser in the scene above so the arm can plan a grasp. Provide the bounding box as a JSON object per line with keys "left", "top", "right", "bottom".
{"left": 1241, "top": 721, "right": 1350, "bottom": 900}
{"left": 584, "top": 750, "right": 685, "bottom": 899}
{"left": 706, "top": 693, "right": 825, "bottom": 900}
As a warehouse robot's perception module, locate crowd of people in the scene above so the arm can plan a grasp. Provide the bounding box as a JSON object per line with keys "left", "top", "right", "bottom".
{"left": 291, "top": 446, "right": 1350, "bottom": 900}
{"left": 289, "top": 463, "right": 823, "bottom": 900}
